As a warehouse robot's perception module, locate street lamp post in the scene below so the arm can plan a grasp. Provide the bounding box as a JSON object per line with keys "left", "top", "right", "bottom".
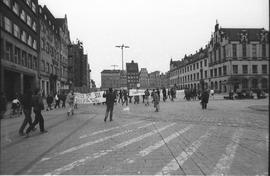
{"left": 115, "top": 44, "right": 129, "bottom": 71}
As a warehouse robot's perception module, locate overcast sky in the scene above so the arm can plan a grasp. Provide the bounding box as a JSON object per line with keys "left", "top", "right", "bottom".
{"left": 39, "top": 0, "right": 269, "bottom": 87}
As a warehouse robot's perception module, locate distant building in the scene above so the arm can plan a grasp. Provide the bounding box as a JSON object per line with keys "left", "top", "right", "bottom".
{"left": 160, "top": 73, "right": 169, "bottom": 88}
{"left": 120, "top": 70, "right": 127, "bottom": 89}
{"left": 149, "top": 71, "right": 160, "bottom": 89}
{"left": 101, "top": 70, "right": 121, "bottom": 89}
{"left": 68, "top": 41, "right": 88, "bottom": 88}
{"left": 1, "top": 0, "right": 39, "bottom": 100}
{"left": 169, "top": 22, "right": 269, "bottom": 92}
{"left": 126, "top": 60, "right": 139, "bottom": 89}
{"left": 139, "top": 68, "right": 149, "bottom": 88}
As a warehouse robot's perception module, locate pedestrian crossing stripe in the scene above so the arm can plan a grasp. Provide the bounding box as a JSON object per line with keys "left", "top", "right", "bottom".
{"left": 45, "top": 123, "right": 176, "bottom": 175}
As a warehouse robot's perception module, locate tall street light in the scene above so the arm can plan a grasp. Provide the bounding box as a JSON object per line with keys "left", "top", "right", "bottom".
{"left": 115, "top": 44, "right": 129, "bottom": 71}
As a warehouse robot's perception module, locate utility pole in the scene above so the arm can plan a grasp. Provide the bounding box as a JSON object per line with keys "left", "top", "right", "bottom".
{"left": 115, "top": 44, "right": 129, "bottom": 71}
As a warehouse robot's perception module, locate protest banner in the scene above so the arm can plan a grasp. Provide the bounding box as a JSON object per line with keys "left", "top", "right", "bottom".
{"left": 74, "top": 91, "right": 106, "bottom": 104}
{"left": 129, "top": 89, "right": 145, "bottom": 96}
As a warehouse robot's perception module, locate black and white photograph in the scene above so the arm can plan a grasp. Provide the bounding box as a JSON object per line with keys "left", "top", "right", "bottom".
{"left": 0, "top": 0, "right": 269, "bottom": 175}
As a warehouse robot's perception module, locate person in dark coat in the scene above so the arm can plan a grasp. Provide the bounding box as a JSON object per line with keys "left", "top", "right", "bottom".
{"left": 201, "top": 89, "right": 210, "bottom": 110}
{"left": 122, "top": 90, "right": 128, "bottom": 106}
{"left": 19, "top": 90, "right": 34, "bottom": 136}
{"left": 25, "top": 89, "right": 47, "bottom": 137}
{"left": 0, "top": 92, "right": 7, "bottom": 119}
{"left": 103, "top": 88, "right": 116, "bottom": 122}
{"left": 61, "top": 93, "right": 66, "bottom": 108}
{"left": 162, "top": 88, "right": 167, "bottom": 102}
{"left": 46, "top": 94, "right": 53, "bottom": 111}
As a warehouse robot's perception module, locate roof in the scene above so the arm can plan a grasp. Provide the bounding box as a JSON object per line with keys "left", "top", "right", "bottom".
{"left": 101, "top": 70, "right": 121, "bottom": 74}
{"left": 220, "top": 28, "right": 267, "bottom": 41}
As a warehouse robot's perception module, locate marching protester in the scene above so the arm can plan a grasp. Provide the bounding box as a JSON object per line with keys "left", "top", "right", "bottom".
{"left": 19, "top": 90, "right": 34, "bottom": 136}
{"left": 0, "top": 92, "right": 7, "bottom": 119}
{"left": 103, "top": 88, "right": 116, "bottom": 122}
{"left": 122, "top": 89, "right": 128, "bottom": 106}
{"left": 144, "top": 89, "right": 150, "bottom": 106}
{"left": 54, "top": 93, "right": 60, "bottom": 109}
{"left": 46, "top": 93, "right": 53, "bottom": 111}
{"left": 162, "top": 87, "right": 167, "bottom": 102}
{"left": 153, "top": 90, "right": 160, "bottom": 112}
{"left": 25, "top": 89, "right": 47, "bottom": 137}
{"left": 201, "top": 89, "right": 210, "bottom": 110}
{"left": 66, "top": 90, "right": 75, "bottom": 116}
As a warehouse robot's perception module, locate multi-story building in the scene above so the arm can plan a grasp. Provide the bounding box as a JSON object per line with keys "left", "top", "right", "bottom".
{"left": 126, "top": 60, "right": 139, "bottom": 89}
{"left": 39, "top": 5, "right": 62, "bottom": 96}
{"left": 101, "top": 69, "right": 121, "bottom": 89}
{"left": 1, "top": 0, "right": 39, "bottom": 100}
{"left": 68, "top": 41, "right": 88, "bottom": 88}
{"left": 120, "top": 70, "right": 127, "bottom": 89}
{"left": 169, "top": 22, "right": 269, "bottom": 93}
{"left": 160, "top": 72, "right": 169, "bottom": 88}
{"left": 139, "top": 68, "right": 149, "bottom": 88}
{"left": 56, "top": 15, "right": 70, "bottom": 91}
{"left": 149, "top": 71, "right": 161, "bottom": 89}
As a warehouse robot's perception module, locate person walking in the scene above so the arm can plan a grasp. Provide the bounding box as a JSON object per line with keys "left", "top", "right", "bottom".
{"left": 162, "top": 88, "right": 167, "bottom": 102}
{"left": 122, "top": 89, "right": 128, "bottom": 106}
{"left": 153, "top": 90, "right": 160, "bottom": 112}
{"left": 25, "top": 89, "right": 47, "bottom": 137}
{"left": 19, "top": 90, "right": 34, "bottom": 136}
{"left": 66, "top": 90, "right": 75, "bottom": 116}
{"left": 46, "top": 94, "right": 53, "bottom": 111}
{"left": 103, "top": 88, "right": 116, "bottom": 122}
{"left": 0, "top": 92, "right": 7, "bottom": 119}
{"left": 54, "top": 93, "right": 60, "bottom": 109}
{"left": 118, "top": 90, "right": 123, "bottom": 104}
{"left": 144, "top": 89, "right": 150, "bottom": 106}
{"left": 201, "top": 89, "right": 210, "bottom": 110}
{"left": 61, "top": 92, "right": 66, "bottom": 108}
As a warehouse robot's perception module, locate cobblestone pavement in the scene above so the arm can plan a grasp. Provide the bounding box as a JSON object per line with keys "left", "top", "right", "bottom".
{"left": 0, "top": 97, "right": 268, "bottom": 175}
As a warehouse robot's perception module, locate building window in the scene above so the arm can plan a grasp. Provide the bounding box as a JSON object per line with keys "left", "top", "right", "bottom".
{"left": 205, "top": 70, "right": 207, "bottom": 78}
{"left": 13, "top": 24, "right": 20, "bottom": 38}
{"left": 5, "top": 42, "right": 12, "bottom": 61}
{"left": 196, "top": 63, "right": 199, "bottom": 69}
{"left": 4, "top": 17, "right": 12, "bottom": 33}
{"left": 20, "top": 10, "right": 26, "bottom": 21}
{"left": 22, "top": 51, "right": 26, "bottom": 66}
{"left": 33, "top": 40, "right": 37, "bottom": 49}
{"left": 242, "top": 65, "right": 248, "bottom": 74}
{"left": 242, "top": 44, "right": 246, "bottom": 58}
{"left": 218, "top": 48, "right": 221, "bottom": 61}
{"left": 214, "top": 68, "right": 217, "bottom": 77}
{"left": 193, "top": 64, "right": 195, "bottom": 70}
{"left": 26, "top": 0, "right": 31, "bottom": 6}
{"left": 27, "top": 35, "right": 32, "bottom": 46}
{"left": 31, "top": 2, "right": 36, "bottom": 13}
{"left": 12, "top": 2, "right": 19, "bottom": 15}
{"left": 232, "top": 44, "right": 237, "bottom": 58}
{"left": 261, "top": 79, "right": 267, "bottom": 89}
{"left": 223, "top": 46, "right": 226, "bottom": 60}
{"left": 233, "top": 65, "right": 238, "bottom": 74}
{"left": 262, "top": 44, "right": 266, "bottom": 58}
{"left": 218, "top": 67, "right": 222, "bottom": 76}
{"left": 3, "top": 0, "right": 11, "bottom": 7}
{"left": 252, "top": 79, "right": 258, "bottom": 89}
{"left": 33, "top": 57, "right": 37, "bottom": 70}
{"left": 14, "top": 47, "right": 20, "bottom": 64}
{"left": 210, "top": 69, "right": 213, "bottom": 77}
{"left": 242, "top": 79, "right": 248, "bottom": 89}
{"left": 197, "top": 73, "right": 199, "bottom": 80}
{"left": 252, "top": 44, "right": 257, "bottom": 59}
{"left": 262, "top": 65, "right": 267, "bottom": 74}
{"left": 200, "top": 61, "right": 203, "bottom": 68}
{"left": 187, "top": 66, "right": 189, "bottom": 72}
{"left": 252, "top": 65, "right": 258, "bottom": 74}
{"left": 21, "top": 31, "right": 26, "bottom": 43}
{"left": 223, "top": 66, "right": 227, "bottom": 75}
{"left": 204, "top": 59, "right": 207, "bottom": 67}
{"left": 41, "top": 60, "right": 45, "bottom": 71}
{"left": 190, "top": 65, "right": 192, "bottom": 71}
{"left": 28, "top": 54, "right": 32, "bottom": 69}
{"left": 27, "top": 15, "right": 31, "bottom": 26}
{"left": 32, "top": 22, "right": 36, "bottom": 31}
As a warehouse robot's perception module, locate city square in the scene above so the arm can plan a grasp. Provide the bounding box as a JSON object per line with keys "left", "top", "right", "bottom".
{"left": 1, "top": 96, "right": 268, "bottom": 175}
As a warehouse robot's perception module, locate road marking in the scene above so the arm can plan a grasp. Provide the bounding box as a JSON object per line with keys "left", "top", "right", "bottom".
{"left": 79, "top": 121, "right": 143, "bottom": 139}
{"left": 127, "top": 125, "right": 193, "bottom": 164}
{"left": 155, "top": 126, "right": 216, "bottom": 176}
{"left": 211, "top": 128, "right": 244, "bottom": 176}
{"left": 45, "top": 123, "right": 176, "bottom": 175}
{"left": 40, "top": 122, "right": 154, "bottom": 162}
